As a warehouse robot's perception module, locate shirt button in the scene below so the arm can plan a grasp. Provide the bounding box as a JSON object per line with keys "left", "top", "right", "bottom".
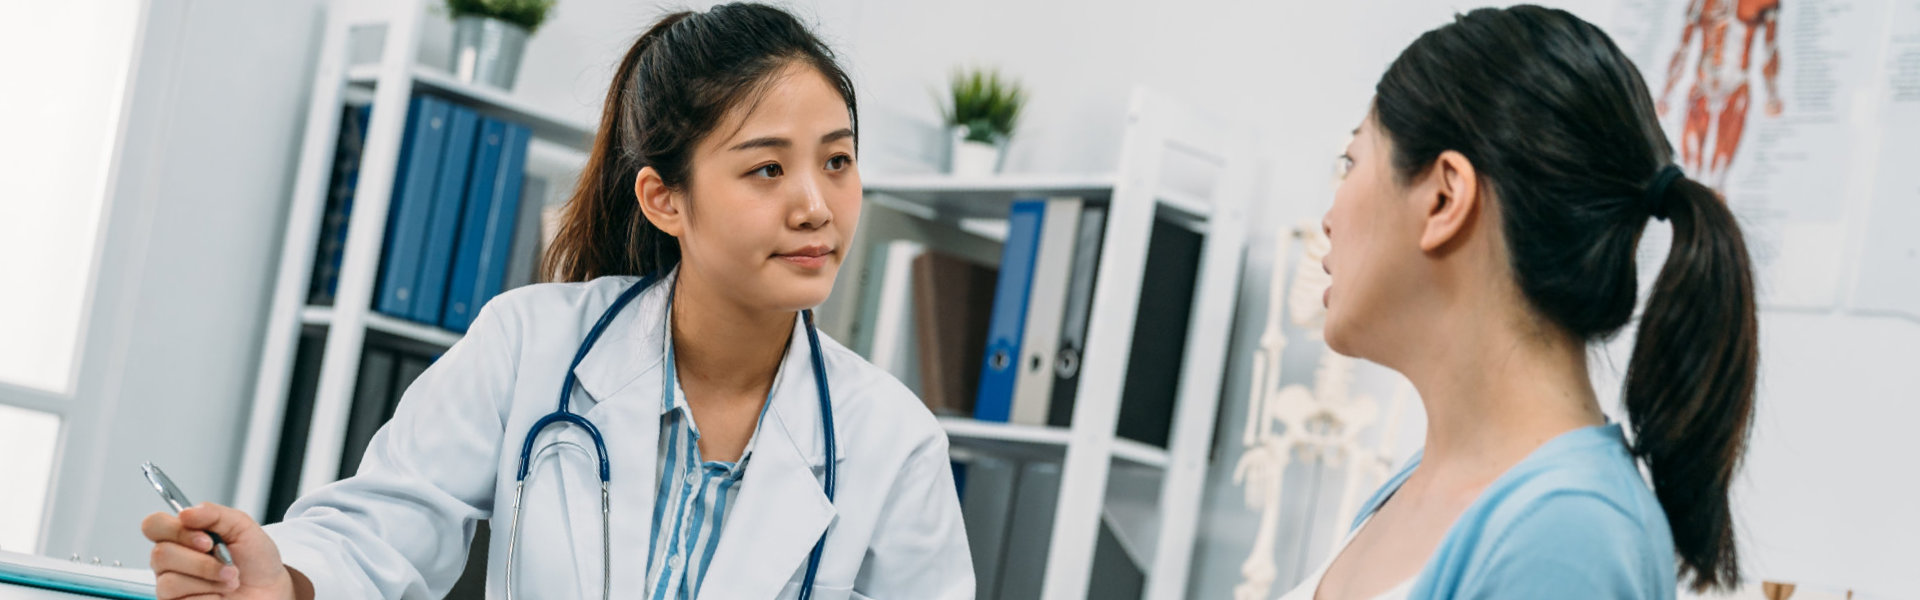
{"left": 668, "top": 554, "right": 684, "bottom": 570}
{"left": 684, "top": 472, "right": 699, "bottom": 486}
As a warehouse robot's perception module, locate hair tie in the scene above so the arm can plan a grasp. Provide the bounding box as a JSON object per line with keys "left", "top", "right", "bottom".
{"left": 1644, "top": 165, "right": 1685, "bottom": 221}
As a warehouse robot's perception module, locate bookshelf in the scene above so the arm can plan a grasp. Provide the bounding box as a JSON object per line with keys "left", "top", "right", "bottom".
{"left": 859, "top": 87, "right": 1253, "bottom": 600}
{"left": 233, "top": 0, "right": 589, "bottom": 521}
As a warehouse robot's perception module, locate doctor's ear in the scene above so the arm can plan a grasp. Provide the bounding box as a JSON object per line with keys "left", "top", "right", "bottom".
{"left": 635, "top": 166, "right": 686, "bottom": 238}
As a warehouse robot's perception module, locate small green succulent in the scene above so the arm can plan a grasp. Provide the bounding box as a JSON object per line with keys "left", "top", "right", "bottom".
{"left": 446, "top": 0, "right": 556, "bottom": 34}
{"left": 942, "top": 67, "right": 1027, "bottom": 144}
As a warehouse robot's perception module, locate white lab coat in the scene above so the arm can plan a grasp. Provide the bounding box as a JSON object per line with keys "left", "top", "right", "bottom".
{"left": 264, "top": 275, "right": 974, "bottom": 599}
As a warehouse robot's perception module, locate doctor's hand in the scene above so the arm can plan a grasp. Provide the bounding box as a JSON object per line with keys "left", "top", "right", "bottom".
{"left": 142, "top": 503, "right": 313, "bottom": 600}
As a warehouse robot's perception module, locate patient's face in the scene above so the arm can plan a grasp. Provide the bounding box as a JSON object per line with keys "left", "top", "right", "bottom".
{"left": 1320, "top": 112, "right": 1430, "bottom": 359}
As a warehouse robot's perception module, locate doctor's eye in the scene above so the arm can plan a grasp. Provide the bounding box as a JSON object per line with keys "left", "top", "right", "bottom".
{"left": 751, "top": 163, "right": 785, "bottom": 179}
{"left": 825, "top": 154, "right": 853, "bottom": 171}
{"left": 1334, "top": 154, "right": 1355, "bottom": 180}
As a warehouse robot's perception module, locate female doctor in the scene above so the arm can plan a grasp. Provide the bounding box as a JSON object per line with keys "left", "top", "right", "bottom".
{"left": 140, "top": 4, "right": 974, "bottom": 598}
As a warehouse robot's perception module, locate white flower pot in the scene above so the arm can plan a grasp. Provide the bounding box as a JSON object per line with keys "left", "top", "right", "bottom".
{"left": 949, "top": 138, "right": 1003, "bottom": 177}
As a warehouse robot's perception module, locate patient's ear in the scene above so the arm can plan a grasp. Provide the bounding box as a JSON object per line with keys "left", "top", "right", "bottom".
{"left": 1416, "top": 150, "right": 1481, "bottom": 253}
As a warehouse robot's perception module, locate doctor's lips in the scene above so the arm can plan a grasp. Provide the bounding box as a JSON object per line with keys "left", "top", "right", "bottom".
{"left": 775, "top": 244, "right": 835, "bottom": 269}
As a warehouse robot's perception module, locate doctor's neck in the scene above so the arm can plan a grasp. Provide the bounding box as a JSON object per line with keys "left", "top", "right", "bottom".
{"left": 667, "top": 267, "right": 794, "bottom": 400}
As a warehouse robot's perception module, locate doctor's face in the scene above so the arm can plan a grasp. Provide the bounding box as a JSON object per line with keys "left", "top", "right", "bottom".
{"left": 676, "top": 62, "right": 862, "bottom": 312}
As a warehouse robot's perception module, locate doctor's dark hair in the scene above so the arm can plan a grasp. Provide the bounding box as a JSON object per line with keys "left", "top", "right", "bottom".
{"left": 1374, "top": 5, "right": 1756, "bottom": 592}
{"left": 542, "top": 3, "right": 858, "bottom": 282}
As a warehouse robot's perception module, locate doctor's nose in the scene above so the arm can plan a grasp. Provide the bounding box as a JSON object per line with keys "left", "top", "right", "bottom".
{"left": 790, "top": 175, "right": 832, "bottom": 231}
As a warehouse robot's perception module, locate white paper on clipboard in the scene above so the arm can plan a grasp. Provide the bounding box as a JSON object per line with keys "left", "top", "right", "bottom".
{"left": 0, "top": 550, "right": 154, "bottom": 599}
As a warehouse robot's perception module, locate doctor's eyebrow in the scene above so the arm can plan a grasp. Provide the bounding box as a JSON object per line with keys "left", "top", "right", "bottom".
{"left": 728, "top": 128, "right": 856, "bottom": 152}
{"left": 819, "top": 128, "right": 854, "bottom": 145}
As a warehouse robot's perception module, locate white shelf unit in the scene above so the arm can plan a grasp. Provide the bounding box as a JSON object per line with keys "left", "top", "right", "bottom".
{"left": 298, "top": 306, "right": 465, "bottom": 349}
{"left": 863, "top": 87, "right": 1253, "bottom": 600}
{"left": 937, "top": 417, "right": 1170, "bottom": 469}
{"left": 234, "top": 0, "right": 593, "bottom": 520}
{"left": 343, "top": 64, "right": 592, "bottom": 150}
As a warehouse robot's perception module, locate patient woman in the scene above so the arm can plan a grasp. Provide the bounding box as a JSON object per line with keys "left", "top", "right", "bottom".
{"left": 1286, "top": 5, "right": 1758, "bottom": 599}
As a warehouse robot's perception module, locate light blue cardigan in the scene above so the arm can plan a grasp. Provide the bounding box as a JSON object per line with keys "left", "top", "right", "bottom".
{"left": 1352, "top": 424, "right": 1679, "bottom": 599}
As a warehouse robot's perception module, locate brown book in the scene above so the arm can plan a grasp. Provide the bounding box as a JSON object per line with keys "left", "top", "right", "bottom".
{"left": 912, "top": 251, "right": 998, "bottom": 416}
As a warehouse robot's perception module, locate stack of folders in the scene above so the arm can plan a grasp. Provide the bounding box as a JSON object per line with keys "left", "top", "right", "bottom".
{"left": 837, "top": 196, "right": 1204, "bottom": 446}
{"left": 266, "top": 332, "right": 440, "bottom": 524}
{"left": 820, "top": 201, "right": 1005, "bottom": 415}
{"left": 307, "top": 104, "right": 370, "bottom": 306}
{"left": 319, "top": 94, "right": 539, "bottom": 333}
{"left": 958, "top": 459, "right": 1145, "bottom": 598}
{"left": 970, "top": 197, "right": 1204, "bottom": 447}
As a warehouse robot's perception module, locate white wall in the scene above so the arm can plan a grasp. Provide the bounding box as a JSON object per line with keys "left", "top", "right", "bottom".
{"left": 1593, "top": 310, "right": 1920, "bottom": 598}
{"left": 0, "top": 1, "right": 140, "bottom": 396}
{"left": 34, "top": 0, "right": 328, "bottom": 565}
{"left": 0, "top": 0, "right": 143, "bottom": 555}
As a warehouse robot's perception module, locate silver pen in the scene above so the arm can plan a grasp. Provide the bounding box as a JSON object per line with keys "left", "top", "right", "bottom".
{"left": 140, "top": 462, "right": 234, "bottom": 565}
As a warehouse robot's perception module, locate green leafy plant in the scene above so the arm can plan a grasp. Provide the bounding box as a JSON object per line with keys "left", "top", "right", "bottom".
{"left": 942, "top": 67, "right": 1027, "bottom": 144}
{"left": 447, "top": 0, "right": 557, "bottom": 33}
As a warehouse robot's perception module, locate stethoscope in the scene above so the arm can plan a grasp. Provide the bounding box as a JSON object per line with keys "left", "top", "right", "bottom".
{"left": 503, "top": 274, "right": 837, "bottom": 600}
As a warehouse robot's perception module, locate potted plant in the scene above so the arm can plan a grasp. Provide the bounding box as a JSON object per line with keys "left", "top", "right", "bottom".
{"left": 446, "top": 0, "right": 557, "bottom": 90}
{"left": 940, "top": 67, "right": 1026, "bottom": 176}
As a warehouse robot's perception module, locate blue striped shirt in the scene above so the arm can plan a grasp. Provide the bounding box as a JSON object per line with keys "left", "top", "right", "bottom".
{"left": 645, "top": 320, "right": 779, "bottom": 599}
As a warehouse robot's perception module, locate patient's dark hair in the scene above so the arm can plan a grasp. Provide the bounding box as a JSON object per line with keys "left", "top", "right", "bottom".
{"left": 544, "top": 3, "right": 858, "bottom": 281}
{"left": 1374, "top": 5, "right": 1757, "bottom": 591}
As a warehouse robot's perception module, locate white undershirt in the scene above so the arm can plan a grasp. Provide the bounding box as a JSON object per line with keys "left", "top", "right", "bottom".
{"left": 1274, "top": 513, "right": 1414, "bottom": 600}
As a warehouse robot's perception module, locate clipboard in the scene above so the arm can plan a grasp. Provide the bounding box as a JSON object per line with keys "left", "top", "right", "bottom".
{"left": 0, "top": 550, "right": 154, "bottom": 599}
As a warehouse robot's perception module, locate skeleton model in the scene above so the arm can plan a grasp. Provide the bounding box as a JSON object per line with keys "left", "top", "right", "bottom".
{"left": 1656, "top": 0, "right": 1783, "bottom": 191}
{"left": 1232, "top": 223, "right": 1411, "bottom": 600}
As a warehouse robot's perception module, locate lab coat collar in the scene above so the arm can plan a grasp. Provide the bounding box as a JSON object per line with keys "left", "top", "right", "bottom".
{"left": 766, "top": 310, "right": 850, "bottom": 469}
{"left": 570, "top": 267, "right": 848, "bottom": 469}
{"left": 566, "top": 268, "right": 843, "bottom": 595}
{"left": 559, "top": 273, "right": 671, "bottom": 594}
{"left": 520, "top": 269, "right": 849, "bottom": 595}
{"left": 691, "top": 311, "right": 850, "bottom": 596}
{"left": 569, "top": 271, "right": 673, "bottom": 406}
{"left": 698, "top": 320, "right": 839, "bottom": 597}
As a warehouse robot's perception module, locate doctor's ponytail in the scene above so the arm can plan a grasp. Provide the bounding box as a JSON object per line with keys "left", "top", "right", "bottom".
{"left": 542, "top": 3, "right": 858, "bottom": 282}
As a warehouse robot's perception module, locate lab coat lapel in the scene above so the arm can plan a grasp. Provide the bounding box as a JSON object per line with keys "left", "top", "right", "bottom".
{"left": 559, "top": 273, "right": 673, "bottom": 594}
{"left": 570, "top": 272, "right": 671, "bottom": 409}
{"left": 583, "top": 365, "right": 664, "bottom": 594}
{"left": 697, "top": 316, "right": 842, "bottom": 597}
